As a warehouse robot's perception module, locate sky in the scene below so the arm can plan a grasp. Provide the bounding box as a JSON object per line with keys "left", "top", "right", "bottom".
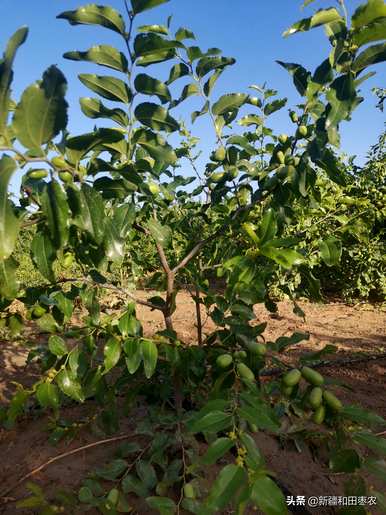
{"left": 1, "top": 0, "right": 385, "bottom": 193}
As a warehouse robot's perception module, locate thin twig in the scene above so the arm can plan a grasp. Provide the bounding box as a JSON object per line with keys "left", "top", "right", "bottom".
{"left": 0, "top": 434, "right": 133, "bottom": 499}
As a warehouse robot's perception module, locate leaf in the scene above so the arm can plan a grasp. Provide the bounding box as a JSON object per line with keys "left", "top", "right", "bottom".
{"left": 364, "top": 459, "right": 386, "bottom": 482}
{"left": 96, "top": 459, "right": 128, "bottom": 480}
{"left": 104, "top": 338, "right": 121, "bottom": 373}
{"left": 146, "top": 497, "right": 176, "bottom": 515}
{"left": 326, "top": 73, "right": 358, "bottom": 128}
{"left": 80, "top": 97, "right": 128, "bottom": 127}
{"left": 341, "top": 405, "right": 386, "bottom": 428}
{"left": 352, "top": 42, "right": 386, "bottom": 72}
{"left": 64, "top": 45, "right": 128, "bottom": 73}
{"left": 68, "top": 184, "right": 106, "bottom": 244}
{"left": 329, "top": 449, "right": 360, "bottom": 473}
{"left": 205, "top": 465, "right": 245, "bottom": 512}
{"left": 196, "top": 56, "right": 235, "bottom": 78}
{"left": 41, "top": 181, "right": 70, "bottom": 248}
{"left": 13, "top": 66, "right": 68, "bottom": 151}
{"left": 134, "top": 34, "right": 181, "bottom": 60}
{"left": 135, "top": 102, "right": 179, "bottom": 132}
{"left": 36, "top": 382, "right": 60, "bottom": 409}
{"left": 0, "top": 27, "right": 29, "bottom": 138}
{"left": 191, "top": 100, "right": 209, "bottom": 123}
{"left": 319, "top": 237, "right": 342, "bottom": 266}
{"left": 57, "top": 4, "right": 126, "bottom": 35}
{"left": 352, "top": 18, "right": 386, "bottom": 47}
{"left": 212, "top": 93, "right": 248, "bottom": 116}
{"left": 147, "top": 218, "right": 172, "bottom": 246}
{"left": 79, "top": 74, "right": 131, "bottom": 103}
{"left": 188, "top": 411, "right": 232, "bottom": 434}
{"left": 56, "top": 369, "right": 84, "bottom": 402}
{"left": 113, "top": 204, "right": 135, "bottom": 238}
{"left": 31, "top": 232, "right": 56, "bottom": 282}
{"left": 35, "top": 313, "right": 58, "bottom": 333}
{"left": 0, "top": 155, "right": 19, "bottom": 260}
{"left": 284, "top": 8, "right": 342, "bottom": 37}
{"left": 167, "top": 63, "right": 189, "bottom": 84}
{"left": 135, "top": 128, "right": 177, "bottom": 168}
{"left": 264, "top": 98, "right": 287, "bottom": 115}
{"left": 238, "top": 405, "right": 280, "bottom": 432}
{"left": 351, "top": 0, "right": 386, "bottom": 29}
{"left": 175, "top": 27, "right": 195, "bottom": 41}
{"left": 238, "top": 114, "right": 263, "bottom": 127}
{"left": 260, "top": 246, "right": 304, "bottom": 269}
{"left": 0, "top": 257, "right": 19, "bottom": 299}
{"left": 131, "top": 0, "right": 170, "bottom": 15}
{"left": 200, "top": 437, "right": 234, "bottom": 465}
{"left": 353, "top": 432, "right": 386, "bottom": 455}
{"left": 172, "top": 82, "right": 199, "bottom": 107}
{"left": 138, "top": 24, "right": 169, "bottom": 35}
{"left": 136, "top": 461, "right": 157, "bottom": 489}
{"left": 141, "top": 339, "right": 158, "bottom": 378}
{"left": 48, "top": 335, "right": 68, "bottom": 357}
{"left": 239, "top": 433, "right": 264, "bottom": 470}
{"left": 276, "top": 61, "right": 310, "bottom": 96}
{"left": 134, "top": 73, "right": 171, "bottom": 103}
{"left": 124, "top": 338, "right": 142, "bottom": 374}
{"left": 250, "top": 476, "right": 287, "bottom": 515}
{"left": 258, "top": 209, "right": 277, "bottom": 246}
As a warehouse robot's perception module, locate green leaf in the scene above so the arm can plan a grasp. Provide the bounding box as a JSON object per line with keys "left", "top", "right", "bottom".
{"left": 238, "top": 114, "right": 263, "bottom": 126}
{"left": 138, "top": 24, "right": 169, "bottom": 35}
{"left": 68, "top": 184, "right": 106, "bottom": 244}
{"left": 113, "top": 204, "right": 135, "bottom": 238}
{"left": 134, "top": 34, "right": 181, "bottom": 61}
{"left": 260, "top": 246, "right": 303, "bottom": 269}
{"left": 96, "top": 459, "right": 128, "bottom": 480}
{"left": 167, "top": 63, "right": 189, "bottom": 84}
{"left": 41, "top": 181, "right": 70, "bottom": 248}
{"left": 284, "top": 8, "right": 342, "bottom": 37}
{"left": 188, "top": 411, "right": 232, "bottom": 434}
{"left": 134, "top": 74, "right": 171, "bottom": 103}
{"left": 264, "top": 98, "right": 287, "bottom": 115}
{"left": 64, "top": 45, "right": 128, "bottom": 73}
{"left": 31, "top": 232, "right": 56, "bottom": 282}
{"left": 196, "top": 56, "right": 235, "bottom": 78}
{"left": 353, "top": 432, "right": 386, "bottom": 455}
{"left": 56, "top": 368, "right": 84, "bottom": 402}
{"left": 79, "top": 74, "right": 131, "bottom": 103}
{"left": 147, "top": 218, "right": 172, "bottom": 247}
{"left": 131, "top": 0, "right": 170, "bottom": 15}
{"left": 0, "top": 27, "right": 29, "bottom": 139}
{"left": 135, "top": 102, "right": 179, "bottom": 132}
{"left": 239, "top": 433, "right": 264, "bottom": 470}
{"left": 124, "top": 338, "right": 143, "bottom": 374}
{"left": 172, "top": 82, "right": 199, "bottom": 107}
{"left": 175, "top": 27, "right": 195, "bottom": 41}
{"left": 326, "top": 73, "right": 358, "bottom": 128}
{"left": 319, "top": 237, "right": 342, "bottom": 266}
{"left": 141, "top": 339, "right": 158, "bottom": 378}
{"left": 352, "top": 42, "right": 386, "bottom": 72}
{"left": 13, "top": 66, "right": 68, "bottom": 151}
{"left": 364, "top": 459, "right": 386, "bottom": 482}
{"left": 238, "top": 405, "right": 280, "bottom": 432}
{"left": 200, "top": 437, "right": 234, "bottom": 465}
{"left": 48, "top": 335, "right": 68, "bottom": 357}
{"left": 351, "top": 0, "right": 386, "bottom": 29}
{"left": 276, "top": 61, "right": 310, "bottom": 96}
{"left": 258, "top": 209, "right": 277, "bottom": 246}
{"left": 329, "top": 449, "right": 360, "bottom": 473}
{"left": 135, "top": 128, "right": 177, "bottom": 168}
{"left": 212, "top": 93, "right": 248, "bottom": 116}
{"left": 80, "top": 97, "right": 128, "bottom": 127}
{"left": 57, "top": 4, "right": 126, "bottom": 35}
{"left": 35, "top": 313, "right": 58, "bottom": 333}
{"left": 0, "top": 155, "right": 19, "bottom": 260}
{"left": 205, "top": 464, "right": 245, "bottom": 512}
{"left": 36, "top": 382, "right": 60, "bottom": 409}
{"left": 78, "top": 486, "right": 94, "bottom": 503}
{"left": 352, "top": 18, "right": 386, "bottom": 47}
{"left": 146, "top": 496, "right": 176, "bottom": 515}
{"left": 104, "top": 338, "right": 121, "bottom": 373}
{"left": 66, "top": 128, "right": 125, "bottom": 161}
{"left": 136, "top": 461, "right": 157, "bottom": 490}
{"left": 191, "top": 100, "right": 209, "bottom": 123}
{"left": 250, "top": 476, "right": 287, "bottom": 515}
{"left": 0, "top": 257, "right": 19, "bottom": 299}
{"left": 341, "top": 405, "right": 386, "bottom": 428}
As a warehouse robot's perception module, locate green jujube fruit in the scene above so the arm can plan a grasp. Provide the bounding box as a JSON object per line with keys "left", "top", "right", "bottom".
{"left": 312, "top": 405, "right": 326, "bottom": 424}
{"left": 245, "top": 341, "right": 267, "bottom": 356}
{"left": 216, "top": 354, "right": 233, "bottom": 369}
{"left": 51, "top": 156, "right": 68, "bottom": 169}
{"left": 297, "top": 125, "right": 308, "bottom": 137}
{"left": 276, "top": 150, "right": 285, "bottom": 164}
{"left": 281, "top": 385, "right": 293, "bottom": 397}
{"left": 278, "top": 133, "right": 288, "bottom": 144}
{"left": 237, "top": 362, "right": 255, "bottom": 382}
{"left": 301, "top": 367, "right": 324, "bottom": 386}
{"left": 323, "top": 391, "right": 343, "bottom": 412}
{"left": 282, "top": 368, "right": 301, "bottom": 386}
{"left": 32, "top": 305, "right": 47, "bottom": 318}
{"left": 184, "top": 484, "right": 195, "bottom": 499}
{"left": 59, "top": 171, "right": 72, "bottom": 183}
{"left": 234, "top": 350, "right": 247, "bottom": 359}
{"left": 241, "top": 222, "right": 259, "bottom": 244}
{"left": 27, "top": 169, "right": 48, "bottom": 180}
{"left": 213, "top": 147, "right": 226, "bottom": 161}
{"left": 309, "top": 387, "right": 323, "bottom": 409}
{"left": 290, "top": 111, "right": 298, "bottom": 123}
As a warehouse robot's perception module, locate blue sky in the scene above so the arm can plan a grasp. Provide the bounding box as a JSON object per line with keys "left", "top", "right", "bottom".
{"left": 1, "top": 0, "right": 385, "bottom": 190}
